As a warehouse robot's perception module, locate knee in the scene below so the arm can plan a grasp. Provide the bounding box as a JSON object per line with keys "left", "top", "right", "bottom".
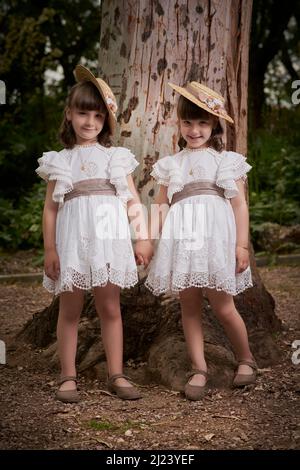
{"left": 98, "top": 300, "right": 121, "bottom": 321}
{"left": 214, "top": 305, "right": 237, "bottom": 324}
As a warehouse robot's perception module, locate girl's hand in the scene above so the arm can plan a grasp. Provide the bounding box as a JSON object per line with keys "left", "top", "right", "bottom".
{"left": 134, "top": 240, "right": 154, "bottom": 268}
{"left": 44, "top": 248, "right": 60, "bottom": 281}
{"left": 235, "top": 246, "right": 249, "bottom": 273}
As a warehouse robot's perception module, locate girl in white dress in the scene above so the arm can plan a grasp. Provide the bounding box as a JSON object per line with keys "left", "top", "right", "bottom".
{"left": 145, "top": 82, "right": 257, "bottom": 400}
{"left": 36, "top": 65, "right": 152, "bottom": 402}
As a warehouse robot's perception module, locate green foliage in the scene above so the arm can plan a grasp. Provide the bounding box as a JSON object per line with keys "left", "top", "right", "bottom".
{"left": 0, "top": 1, "right": 100, "bottom": 96}
{"left": 0, "top": 0, "right": 299, "bottom": 253}
{"left": 88, "top": 419, "right": 140, "bottom": 433}
{"left": 0, "top": 94, "right": 63, "bottom": 200}
{"left": 0, "top": 0, "right": 100, "bottom": 200}
{"left": 248, "top": 109, "right": 300, "bottom": 250}
{"left": 0, "top": 182, "right": 45, "bottom": 249}
{"left": 0, "top": 1, "right": 101, "bottom": 251}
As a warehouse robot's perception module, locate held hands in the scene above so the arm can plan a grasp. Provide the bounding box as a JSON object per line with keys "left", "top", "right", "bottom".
{"left": 44, "top": 248, "right": 60, "bottom": 281}
{"left": 134, "top": 240, "right": 154, "bottom": 268}
{"left": 235, "top": 246, "right": 249, "bottom": 274}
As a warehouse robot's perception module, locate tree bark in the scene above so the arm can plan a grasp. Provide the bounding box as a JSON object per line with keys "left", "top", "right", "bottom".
{"left": 98, "top": 0, "right": 252, "bottom": 199}
{"left": 21, "top": 0, "right": 282, "bottom": 389}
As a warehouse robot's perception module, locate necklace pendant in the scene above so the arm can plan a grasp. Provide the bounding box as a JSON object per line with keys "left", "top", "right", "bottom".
{"left": 81, "top": 164, "right": 85, "bottom": 171}
{"left": 189, "top": 169, "right": 193, "bottom": 175}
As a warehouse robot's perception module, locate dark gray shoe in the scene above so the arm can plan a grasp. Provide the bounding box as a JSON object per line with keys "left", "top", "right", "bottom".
{"left": 184, "top": 369, "right": 208, "bottom": 401}
{"left": 233, "top": 360, "right": 257, "bottom": 388}
{"left": 107, "top": 373, "right": 142, "bottom": 400}
{"left": 56, "top": 376, "right": 79, "bottom": 403}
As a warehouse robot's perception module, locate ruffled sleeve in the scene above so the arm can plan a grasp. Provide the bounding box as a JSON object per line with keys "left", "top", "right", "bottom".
{"left": 151, "top": 156, "right": 184, "bottom": 204}
{"left": 216, "top": 151, "right": 252, "bottom": 199}
{"left": 36, "top": 150, "right": 73, "bottom": 203}
{"left": 109, "top": 147, "right": 139, "bottom": 203}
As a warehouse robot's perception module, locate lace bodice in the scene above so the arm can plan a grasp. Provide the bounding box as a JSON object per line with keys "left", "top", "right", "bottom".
{"left": 151, "top": 147, "right": 252, "bottom": 203}
{"left": 36, "top": 143, "right": 139, "bottom": 204}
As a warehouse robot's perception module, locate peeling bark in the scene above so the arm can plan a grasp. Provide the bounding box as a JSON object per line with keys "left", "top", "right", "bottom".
{"left": 99, "top": 0, "right": 252, "bottom": 197}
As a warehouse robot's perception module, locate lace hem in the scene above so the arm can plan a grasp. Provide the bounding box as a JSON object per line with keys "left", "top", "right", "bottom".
{"left": 150, "top": 166, "right": 169, "bottom": 186}
{"left": 109, "top": 151, "right": 139, "bottom": 204}
{"left": 215, "top": 180, "right": 238, "bottom": 199}
{"left": 36, "top": 151, "right": 73, "bottom": 203}
{"left": 151, "top": 158, "right": 185, "bottom": 203}
{"left": 168, "top": 182, "right": 185, "bottom": 204}
{"left": 216, "top": 152, "right": 252, "bottom": 199}
{"left": 145, "top": 269, "right": 253, "bottom": 297}
{"left": 50, "top": 177, "right": 73, "bottom": 203}
{"left": 229, "top": 158, "right": 251, "bottom": 183}
{"left": 43, "top": 265, "right": 138, "bottom": 295}
{"left": 150, "top": 166, "right": 185, "bottom": 203}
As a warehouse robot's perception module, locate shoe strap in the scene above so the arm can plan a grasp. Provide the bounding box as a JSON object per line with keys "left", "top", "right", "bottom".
{"left": 108, "top": 373, "right": 131, "bottom": 385}
{"left": 186, "top": 369, "right": 208, "bottom": 379}
{"left": 58, "top": 375, "right": 77, "bottom": 386}
{"left": 237, "top": 360, "right": 257, "bottom": 370}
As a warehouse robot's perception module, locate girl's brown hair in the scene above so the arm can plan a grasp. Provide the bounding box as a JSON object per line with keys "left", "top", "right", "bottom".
{"left": 177, "top": 95, "right": 224, "bottom": 152}
{"left": 59, "top": 81, "right": 112, "bottom": 148}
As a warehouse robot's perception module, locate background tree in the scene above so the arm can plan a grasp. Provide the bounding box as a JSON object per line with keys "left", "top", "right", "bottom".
{"left": 23, "top": 0, "right": 282, "bottom": 389}
{"left": 0, "top": 0, "right": 101, "bottom": 248}
{"left": 0, "top": 0, "right": 100, "bottom": 200}
{"left": 98, "top": 0, "right": 252, "bottom": 200}
{"left": 249, "top": 0, "right": 300, "bottom": 128}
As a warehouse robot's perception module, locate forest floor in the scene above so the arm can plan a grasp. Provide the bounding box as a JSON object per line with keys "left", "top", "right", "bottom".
{"left": 0, "top": 251, "right": 299, "bottom": 451}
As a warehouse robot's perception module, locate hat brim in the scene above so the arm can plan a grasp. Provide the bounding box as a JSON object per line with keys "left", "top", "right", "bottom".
{"left": 168, "top": 82, "right": 234, "bottom": 124}
{"left": 74, "top": 65, "right": 116, "bottom": 135}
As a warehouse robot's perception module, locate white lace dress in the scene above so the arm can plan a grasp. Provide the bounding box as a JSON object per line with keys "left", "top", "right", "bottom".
{"left": 145, "top": 147, "right": 253, "bottom": 296}
{"left": 36, "top": 143, "right": 139, "bottom": 295}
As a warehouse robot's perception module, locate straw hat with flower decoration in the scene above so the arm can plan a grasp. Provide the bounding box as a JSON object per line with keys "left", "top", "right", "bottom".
{"left": 168, "top": 81, "right": 234, "bottom": 124}
{"left": 74, "top": 65, "right": 118, "bottom": 135}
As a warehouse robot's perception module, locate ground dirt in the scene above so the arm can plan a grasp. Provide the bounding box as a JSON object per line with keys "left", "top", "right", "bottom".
{"left": 0, "top": 252, "right": 299, "bottom": 450}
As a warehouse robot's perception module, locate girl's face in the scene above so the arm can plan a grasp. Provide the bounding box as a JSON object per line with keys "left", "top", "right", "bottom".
{"left": 66, "top": 107, "right": 107, "bottom": 145}
{"left": 179, "top": 117, "right": 213, "bottom": 149}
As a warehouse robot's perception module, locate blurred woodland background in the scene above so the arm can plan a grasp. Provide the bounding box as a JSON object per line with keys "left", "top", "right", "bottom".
{"left": 0, "top": 0, "right": 299, "bottom": 260}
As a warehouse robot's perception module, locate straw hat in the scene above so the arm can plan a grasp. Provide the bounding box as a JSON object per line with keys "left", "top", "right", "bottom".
{"left": 168, "top": 81, "right": 233, "bottom": 124}
{"left": 74, "top": 65, "right": 117, "bottom": 135}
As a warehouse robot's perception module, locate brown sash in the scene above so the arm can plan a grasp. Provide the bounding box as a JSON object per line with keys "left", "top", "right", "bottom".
{"left": 64, "top": 178, "right": 116, "bottom": 202}
{"left": 171, "top": 181, "right": 225, "bottom": 205}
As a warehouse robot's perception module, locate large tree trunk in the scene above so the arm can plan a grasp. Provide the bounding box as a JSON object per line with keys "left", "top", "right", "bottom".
{"left": 21, "top": 0, "right": 281, "bottom": 389}
{"left": 99, "top": 0, "right": 251, "bottom": 204}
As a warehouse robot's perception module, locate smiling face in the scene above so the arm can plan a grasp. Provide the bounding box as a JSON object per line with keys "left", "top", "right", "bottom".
{"left": 63, "top": 81, "right": 110, "bottom": 146}
{"left": 66, "top": 108, "right": 106, "bottom": 145}
{"left": 177, "top": 95, "right": 219, "bottom": 150}
{"left": 179, "top": 117, "right": 213, "bottom": 149}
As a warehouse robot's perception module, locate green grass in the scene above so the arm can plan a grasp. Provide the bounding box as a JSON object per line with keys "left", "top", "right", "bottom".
{"left": 88, "top": 419, "right": 141, "bottom": 433}
{"left": 89, "top": 420, "right": 118, "bottom": 431}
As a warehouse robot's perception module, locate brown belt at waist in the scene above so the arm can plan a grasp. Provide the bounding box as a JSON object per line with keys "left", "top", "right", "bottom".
{"left": 64, "top": 178, "right": 116, "bottom": 202}
{"left": 171, "top": 181, "right": 225, "bottom": 205}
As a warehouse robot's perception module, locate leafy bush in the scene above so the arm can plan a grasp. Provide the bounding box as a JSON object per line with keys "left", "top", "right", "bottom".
{"left": 248, "top": 111, "right": 300, "bottom": 251}
{"left": 0, "top": 182, "right": 45, "bottom": 249}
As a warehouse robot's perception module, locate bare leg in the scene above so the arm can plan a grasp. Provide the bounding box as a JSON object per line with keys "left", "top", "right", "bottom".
{"left": 179, "top": 287, "right": 207, "bottom": 386}
{"left": 57, "top": 287, "right": 84, "bottom": 391}
{"left": 205, "top": 289, "right": 254, "bottom": 375}
{"left": 94, "top": 282, "right": 132, "bottom": 388}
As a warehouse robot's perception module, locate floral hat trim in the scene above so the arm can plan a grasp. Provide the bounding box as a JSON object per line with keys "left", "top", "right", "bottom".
{"left": 105, "top": 95, "right": 118, "bottom": 115}
{"left": 168, "top": 81, "right": 234, "bottom": 123}
{"left": 74, "top": 65, "right": 117, "bottom": 135}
